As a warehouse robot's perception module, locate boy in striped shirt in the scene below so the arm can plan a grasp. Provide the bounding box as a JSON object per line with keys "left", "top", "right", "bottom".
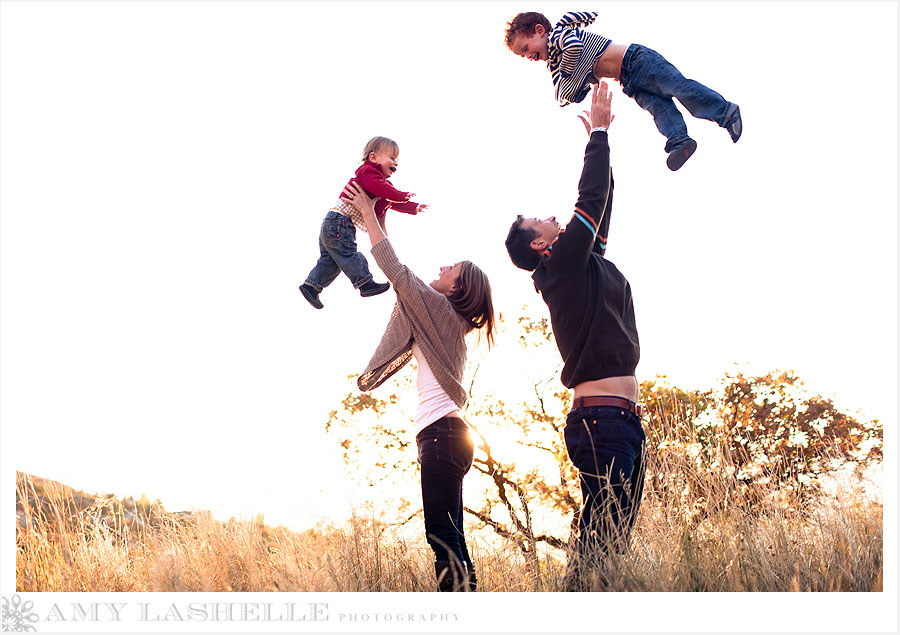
{"left": 505, "top": 11, "right": 742, "bottom": 171}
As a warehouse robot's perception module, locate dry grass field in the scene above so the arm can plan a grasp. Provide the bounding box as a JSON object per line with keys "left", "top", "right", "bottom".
{"left": 16, "top": 453, "right": 881, "bottom": 592}
{"left": 16, "top": 364, "right": 883, "bottom": 593}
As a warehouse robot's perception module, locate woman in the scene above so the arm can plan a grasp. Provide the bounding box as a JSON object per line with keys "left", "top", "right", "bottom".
{"left": 342, "top": 181, "right": 495, "bottom": 592}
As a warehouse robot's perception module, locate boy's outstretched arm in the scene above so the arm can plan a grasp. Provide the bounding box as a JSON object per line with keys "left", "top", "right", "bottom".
{"left": 355, "top": 164, "right": 411, "bottom": 204}
{"left": 390, "top": 200, "right": 428, "bottom": 215}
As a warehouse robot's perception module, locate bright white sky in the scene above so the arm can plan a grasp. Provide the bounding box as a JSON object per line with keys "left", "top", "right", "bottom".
{"left": 0, "top": 1, "right": 897, "bottom": 616}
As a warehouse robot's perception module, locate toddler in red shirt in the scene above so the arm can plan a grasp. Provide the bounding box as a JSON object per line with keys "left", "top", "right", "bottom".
{"left": 300, "top": 136, "right": 428, "bottom": 309}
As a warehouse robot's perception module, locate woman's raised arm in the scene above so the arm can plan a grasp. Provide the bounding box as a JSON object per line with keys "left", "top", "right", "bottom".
{"left": 341, "top": 179, "right": 408, "bottom": 285}
{"left": 341, "top": 181, "right": 387, "bottom": 248}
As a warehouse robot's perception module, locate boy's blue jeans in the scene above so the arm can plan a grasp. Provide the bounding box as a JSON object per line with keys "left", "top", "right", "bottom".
{"left": 416, "top": 417, "right": 475, "bottom": 571}
{"left": 304, "top": 211, "right": 373, "bottom": 291}
{"left": 564, "top": 405, "right": 646, "bottom": 558}
{"left": 619, "top": 43, "right": 733, "bottom": 152}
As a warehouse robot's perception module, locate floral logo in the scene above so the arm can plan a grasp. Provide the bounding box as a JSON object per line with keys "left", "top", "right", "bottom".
{"left": 1, "top": 595, "right": 39, "bottom": 632}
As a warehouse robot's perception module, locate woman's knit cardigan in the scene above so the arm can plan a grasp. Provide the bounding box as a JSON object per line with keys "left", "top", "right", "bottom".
{"left": 358, "top": 237, "right": 471, "bottom": 408}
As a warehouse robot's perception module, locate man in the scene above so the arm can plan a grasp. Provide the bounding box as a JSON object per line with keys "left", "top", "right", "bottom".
{"left": 505, "top": 82, "right": 645, "bottom": 584}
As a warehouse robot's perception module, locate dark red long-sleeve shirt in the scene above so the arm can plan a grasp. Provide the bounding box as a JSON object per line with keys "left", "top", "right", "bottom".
{"left": 343, "top": 161, "right": 422, "bottom": 217}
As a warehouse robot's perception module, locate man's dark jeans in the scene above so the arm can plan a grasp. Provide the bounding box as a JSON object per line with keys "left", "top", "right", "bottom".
{"left": 304, "top": 211, "right": 373, "bottom": 291}
{"left": 619, "top": 43, "right": 733, "bottom": 152}
{"left": 564, "top": 404, "right": 646, "bottom": 558}
{"left": 416, "top": 417, "right": 475, "bottom": 572}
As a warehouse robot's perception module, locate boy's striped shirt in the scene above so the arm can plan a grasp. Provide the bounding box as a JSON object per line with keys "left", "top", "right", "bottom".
{"left": 548, "top": 11, "right": 611, "bottom": 105}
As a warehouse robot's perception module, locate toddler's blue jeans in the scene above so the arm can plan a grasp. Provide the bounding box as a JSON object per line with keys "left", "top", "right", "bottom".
{"left": 304, "top": 211, "right": 373, "bottom": 291}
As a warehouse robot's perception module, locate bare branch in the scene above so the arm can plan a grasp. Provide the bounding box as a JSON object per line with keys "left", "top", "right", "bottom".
{"left": 387, "top": 510, "right": 421, "bottom": 528}
{"left": 463, "top": 506, "right": 525, "bottom": 551}
{"left": 467, "top": 362, "right": 482, "bottom": 400}
{"left": 464, "top": 507, "right": 567, "bottom": 551}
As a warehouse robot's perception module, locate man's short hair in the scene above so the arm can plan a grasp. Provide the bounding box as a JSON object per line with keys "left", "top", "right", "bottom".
{"left": 505, "top": 215, "right": 541, "bottom": 271}
{"left": 504, "top": 12, "right": 552, "bottom": 48}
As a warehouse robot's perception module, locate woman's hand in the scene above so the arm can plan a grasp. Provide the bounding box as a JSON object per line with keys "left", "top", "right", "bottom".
{"left": 341, "top": 181, "right": 379, "bottom": 218}
{"left": 341, "top": 180, "right": 387, "bottom": 246}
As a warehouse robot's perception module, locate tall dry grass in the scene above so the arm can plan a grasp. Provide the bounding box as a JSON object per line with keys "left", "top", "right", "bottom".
{"left": 15, "top": 472, "right": 882, "bottom": 592}
{"left": 16, "top": 392, "right": 882, "bottom": 592}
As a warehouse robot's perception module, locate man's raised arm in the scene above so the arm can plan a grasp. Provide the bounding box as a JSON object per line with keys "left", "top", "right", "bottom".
{"left": 547, "top": 82, "right": 614, "bottom": 271}
{"left": 592, "top": 173, "right": 613, "bottom": 258}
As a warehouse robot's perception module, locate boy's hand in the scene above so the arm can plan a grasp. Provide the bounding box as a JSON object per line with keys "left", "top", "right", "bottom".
{"left": 578, "top": 81, "right": 615, "bottom": 136}
{"left": 415, "top": 204, "right": 429, "bottom": 214}
{"left": 405, "top": 192, "right": 415, "bottom": 201}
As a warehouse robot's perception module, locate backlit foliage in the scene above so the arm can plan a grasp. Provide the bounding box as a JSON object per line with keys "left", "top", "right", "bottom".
{"left": 327, "top": 311, "right": 883, "bottom": 559}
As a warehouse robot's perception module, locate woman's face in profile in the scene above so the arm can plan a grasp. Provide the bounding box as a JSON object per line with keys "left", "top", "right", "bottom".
{"left": 430, "top": 262, "right": 463, "bottom": 296}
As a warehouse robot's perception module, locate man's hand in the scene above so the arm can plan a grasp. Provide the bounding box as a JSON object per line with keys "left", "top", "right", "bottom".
{"left": 341, "top": 181, "right": 379, "bottom": 218}
{"left": 578, "top": 81, "right": 615, "bottom": 136}
{"left": 415, "top": 203, "right": 429, "bottom": 214}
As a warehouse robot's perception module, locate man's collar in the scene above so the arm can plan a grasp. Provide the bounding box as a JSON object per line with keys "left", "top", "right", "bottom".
{"left": 547, "top": 229, "right": 564, "bottom": 252}
{"left": 535, "top": 233, "right": 562, "bottom": 261}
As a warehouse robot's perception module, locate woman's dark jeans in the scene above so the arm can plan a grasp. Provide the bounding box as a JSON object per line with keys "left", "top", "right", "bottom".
{"left": 564, "top": 405, "right": 646, "bottom": 558}
{"left": 619, "top": 43, "right": 733, "bottom": 152}
{"left": 416, "top": 416, "right": 474, "bottom": 572}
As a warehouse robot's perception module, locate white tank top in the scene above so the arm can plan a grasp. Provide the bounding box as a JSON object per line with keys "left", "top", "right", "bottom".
{"left": 411, "top": 342, "right": 460, "bottom": 435}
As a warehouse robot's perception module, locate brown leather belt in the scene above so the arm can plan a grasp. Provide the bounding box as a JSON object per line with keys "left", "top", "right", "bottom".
{"left": 572, "top": 396, "right": 642, "bottom": 417}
